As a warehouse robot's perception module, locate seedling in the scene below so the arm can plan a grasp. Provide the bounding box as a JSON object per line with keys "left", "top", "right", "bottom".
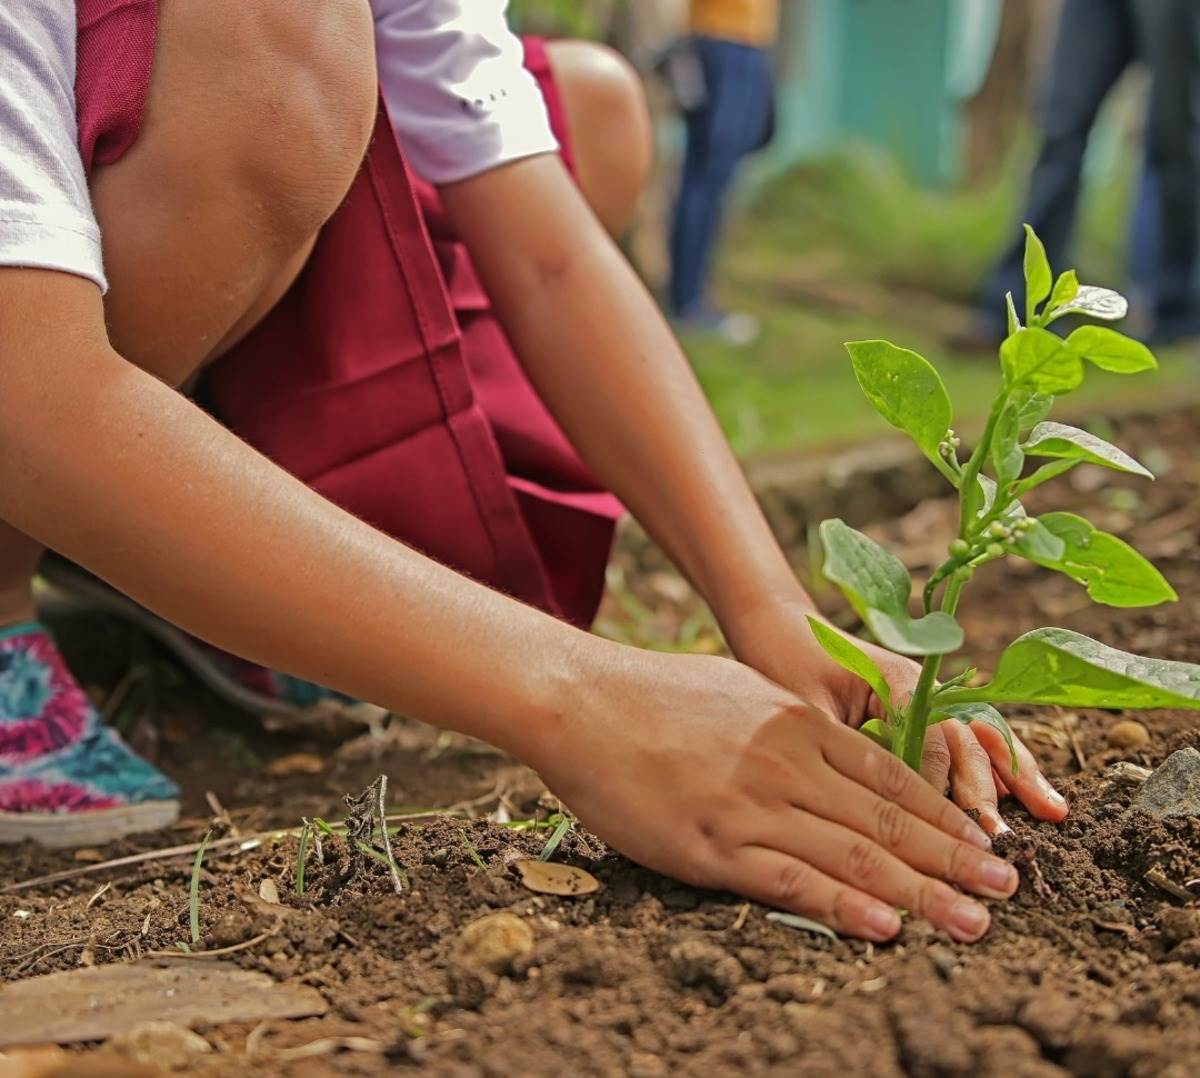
{"left": 809, "top": 225, "right": 1200, "bottom": 774}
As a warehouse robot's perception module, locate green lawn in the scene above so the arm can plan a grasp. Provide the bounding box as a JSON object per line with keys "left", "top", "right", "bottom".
{"left": 681, "top": 148, "right": 1197, "bottom": 456}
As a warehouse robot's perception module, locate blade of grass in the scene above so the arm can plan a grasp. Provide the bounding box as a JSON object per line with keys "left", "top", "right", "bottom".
{"left": 189, "top": 830, "right": 213, "bottom": 946}
{"left": 354, "top": 840, "right": 410, "bottom": 889}
{"left": 296, "top": 821, "right": 311, "bottom": 896}
{"left": 538, "top": 814, "right": 573, "bottom": 862}
{"left": 460, "top": 830, "right": 488, "bottom": 872}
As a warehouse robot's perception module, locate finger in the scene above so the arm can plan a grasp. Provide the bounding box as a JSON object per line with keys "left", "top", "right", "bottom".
{"left": 816, "top": 722, "right": 992, "bottom": 850}
{"left": 972, "top": 722, "right": 1068, "bottom": 822}
{"left": 991, "top": 767, "right": 1010, "bottom": 799}
{"left": 942, "top": 720, "right": 1009, "bottom": 837}
{"left": 728, "top": 846, "right": 902, "bottom": 942}
{"left": 760, "top": 811, "right": 997, "bottom": 943}
{"left": 920, "top": 726, "right": 951, "bottom": 795}
{"left": 800, "top": 768, "right": 1018, "bottom": 901}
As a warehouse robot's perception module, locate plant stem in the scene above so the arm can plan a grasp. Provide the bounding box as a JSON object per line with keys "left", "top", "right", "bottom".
{"left": 957, "top": 393, "right": 1008, "bottom": 540}
{"left": 897, "top": 572, "right": 968, "bottom": 771}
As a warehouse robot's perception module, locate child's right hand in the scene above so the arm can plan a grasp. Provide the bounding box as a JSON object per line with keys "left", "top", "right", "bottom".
{"left": 531, "top": 648, "right": 1019, "bottom": 943}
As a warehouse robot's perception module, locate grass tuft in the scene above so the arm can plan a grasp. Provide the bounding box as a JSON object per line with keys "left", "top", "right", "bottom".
{"left": 189, "top": 830, "right": 213, "bottom": 946}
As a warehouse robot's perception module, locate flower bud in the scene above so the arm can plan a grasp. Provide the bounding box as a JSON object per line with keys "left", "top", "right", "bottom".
{"left": 948, "top": 539, "right": 971, "bottom": 559}
{"left": 985, "top": 542, "right": 1005, "bottom": 559}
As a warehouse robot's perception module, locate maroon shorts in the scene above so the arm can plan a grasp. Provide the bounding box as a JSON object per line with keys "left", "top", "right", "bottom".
{"left": 75, "top": 2, "right": 620, "bottom": 628}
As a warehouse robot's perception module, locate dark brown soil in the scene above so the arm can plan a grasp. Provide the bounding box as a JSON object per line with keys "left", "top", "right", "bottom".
{"left": 3, "top": 406, "right": 1200, "bottom": 1077}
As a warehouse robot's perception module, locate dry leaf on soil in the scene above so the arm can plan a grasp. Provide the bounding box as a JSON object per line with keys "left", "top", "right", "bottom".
{"left": 513, "top": 860, "right": 600, "bottom": 896}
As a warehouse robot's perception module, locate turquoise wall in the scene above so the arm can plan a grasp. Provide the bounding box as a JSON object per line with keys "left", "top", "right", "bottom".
{"left": 764, "top": 0, "right": 1001, "bottom": 187}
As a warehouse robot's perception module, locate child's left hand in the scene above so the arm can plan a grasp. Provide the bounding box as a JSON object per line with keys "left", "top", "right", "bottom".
{"left": 722, "top": 595, "right": 1070, "bottom": 837}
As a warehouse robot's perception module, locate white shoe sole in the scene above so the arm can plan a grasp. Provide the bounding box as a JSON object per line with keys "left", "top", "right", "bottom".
{"left": 0, "top": 800, "right": 180, "bottom": 847}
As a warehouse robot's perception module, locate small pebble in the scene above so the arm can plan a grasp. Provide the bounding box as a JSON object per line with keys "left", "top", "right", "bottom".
{"left": 456, "top": 912, "right": 534, "bottom": 975}
{"left": 1108, "top": 720, "right": 1149, "bottom": 750}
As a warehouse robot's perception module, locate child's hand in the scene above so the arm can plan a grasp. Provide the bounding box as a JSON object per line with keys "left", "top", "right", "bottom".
{"left": 533, "top": 646, "right": 1017, "bottom": 942}
{"left": 720, "top": 596, "right": 1069, "bottom": 836}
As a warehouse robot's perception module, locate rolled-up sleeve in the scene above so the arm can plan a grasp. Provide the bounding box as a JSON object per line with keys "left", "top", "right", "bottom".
{"left": 0, "top": 3, "right": 106, "bottom": 290}
{"left": 371, "top": 0, "right": 559, "bottom": 185}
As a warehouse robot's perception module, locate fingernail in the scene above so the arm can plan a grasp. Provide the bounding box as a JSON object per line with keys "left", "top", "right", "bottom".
{"left": 961, "top": 820, "right": 992, "bottom": 850}
{"left": 863, "top": 904, "right": 901, "bottom": 941}
{"left": 978, "top": 857, "right": 1018, "bottom": 895}
{"left": 1037, "top": 773, "right": 1067, "bottom": 806}
{"left": 979, "top": 807, "right": 1012, "bottom": 837}
{"left": 949, "top": 898, "right": 990, "bottom": 941}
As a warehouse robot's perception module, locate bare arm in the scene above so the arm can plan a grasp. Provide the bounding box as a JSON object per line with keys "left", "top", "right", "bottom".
{"left": 0, "top": 269, "right": 579, "bottom": 755}
{"left": 440, "top": 155, "right": 804, "bottom": 637}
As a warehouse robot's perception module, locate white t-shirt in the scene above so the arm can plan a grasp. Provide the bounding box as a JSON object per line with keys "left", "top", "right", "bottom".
{"left": 0, "top": 2, "right": 105, "bottom": 290}
{"left": 371, "top": 0, "right": 558, "bottom": 184}
{"left": 0, "top": 0, "right": 555, "bottom": 292}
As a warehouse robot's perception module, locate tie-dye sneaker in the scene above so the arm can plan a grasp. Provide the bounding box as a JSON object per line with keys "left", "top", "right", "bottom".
{"left": 36, "top": 558, "right": 388, "bottom": 739}
{"left": 0, "top": 623, "right": 180, "bottom": 847}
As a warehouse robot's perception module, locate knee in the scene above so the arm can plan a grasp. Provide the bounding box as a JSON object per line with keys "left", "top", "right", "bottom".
{"left": 547, "top": 41, "right": 653, "bottom": 236}
{"left": 214, "top": 0, "right": 378, "bottom": 243}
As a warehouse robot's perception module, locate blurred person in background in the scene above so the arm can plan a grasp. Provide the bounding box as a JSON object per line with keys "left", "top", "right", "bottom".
{"left": 970, "top": 0, "right": 1200, "bottom": 348}
{"left": 1132, "top": 0, "right": 1200, "bottom": 344}
{"left": 667, "top": 0, "right": 779, "bottom": 343}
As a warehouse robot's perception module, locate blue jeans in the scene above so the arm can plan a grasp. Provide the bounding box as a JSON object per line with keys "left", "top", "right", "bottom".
{"left": 668, "top": 36, "right": 773, "bottom": 317}
{"left": 980, "top": 0, "right": 1136, "bottom": 332}
{"left": 1133, "top": 0, "right": 1200, "bottom": 331}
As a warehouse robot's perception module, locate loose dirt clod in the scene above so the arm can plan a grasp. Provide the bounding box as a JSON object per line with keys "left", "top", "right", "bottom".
{"left": 456, "top": 912, "right": 534, "bottom": 974}
{"left": 1107, "top": 719, "right": 1150, "bottom": 750}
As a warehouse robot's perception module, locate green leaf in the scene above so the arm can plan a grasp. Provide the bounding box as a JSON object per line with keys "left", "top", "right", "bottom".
{"left": 931, "top": 702, "right": 1018, "bottom": 772}
{"left": 1044, "top": 270, "right": 1078, "bottom": 318}
{"left": 818, "top": 519, "right": 964, "bottom": 657}
{"left": 1020, "top": 512, "right": 1178, "bottom": 608}
{"left": 1023, "top": 421, "right": 1153, "bottom": 479}
{"left": 1064, "top": 326, "right": 1157, "bottom": 374}
{"left": 864, "top": 609, "right": 965, "bottom": 657}
{"left": 1011, "top": 518, "right": 1066, "bottom": 563}
{"left": 845, "top": 341, "right": 953, "bottom": 465}
{"left": 1023, "top": 224, "right": 1053, "bottom": 323}
{"left": 991, "top": 401, "right": 1025, "bottom": 488}
{"left": 860, "top": 718, "right": 893, "bottom": 750}
{"left": 1000, "top": 328, "right": 1084, "bottom": 394}
{"left": 1014, "top": 390, "right": 1055, "bottom": 432}
{"left": 807, "top": 616, "right": 892, "bottom": 712}
{"left": 1047, "top": 284, "right": 1128, "bottom": 323}
{"left": 941, "top": 627, "right": 1200, "bottom": 710}
{"left": 819, "top": 519, "right": 909, "bottom": 619}
{"left": 1005, "top": 291, "right": 1021, "bottom": 336}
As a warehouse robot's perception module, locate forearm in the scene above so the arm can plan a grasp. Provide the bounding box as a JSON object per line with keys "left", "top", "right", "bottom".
{"left": 441, "top": 157, "right": 808, "bottom": 631}
{"left": 0, "top": 274, "right": 593, "bottom": 762}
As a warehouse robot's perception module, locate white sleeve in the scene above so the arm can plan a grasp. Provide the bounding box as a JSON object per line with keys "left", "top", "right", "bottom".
{"left": 370, "top": 0, "right": 559, "bottom": 185}
{"left": 0, "top": 3, "right": 106, "bottom": 291}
